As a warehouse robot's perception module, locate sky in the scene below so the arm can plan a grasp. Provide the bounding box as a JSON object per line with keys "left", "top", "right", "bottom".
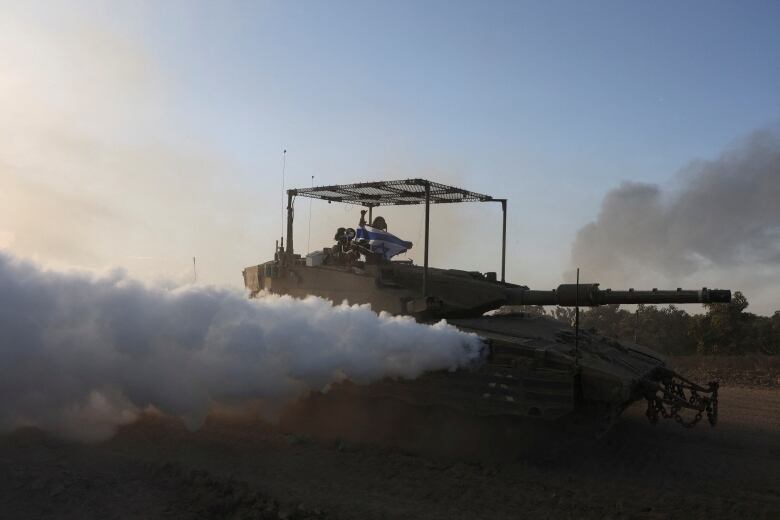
{"left": 1, "top": 1, "right": 778, "bottom": 313}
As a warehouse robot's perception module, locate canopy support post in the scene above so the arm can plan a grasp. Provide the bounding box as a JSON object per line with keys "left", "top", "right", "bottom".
{"left": 285, "top": 191, "right": 294, "bottom": 254}
{"left": 423, "top": 182, "right": 430, "bottom": 296}
{"left": 368, "top": 205, "right": 373, "bottom": 223}
{"left": 500, "top": 199, "right": 507, "bottom": 283}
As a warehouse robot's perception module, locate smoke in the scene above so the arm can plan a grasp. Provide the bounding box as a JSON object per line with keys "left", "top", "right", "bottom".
{"left": 0, "top": 252, "right": 484, "bottom": 441}
{"left": 571, "top": 130, "right": 780, "bottom": 314}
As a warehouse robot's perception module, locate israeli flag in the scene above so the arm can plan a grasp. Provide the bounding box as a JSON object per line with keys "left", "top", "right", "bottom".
{"left": 355, "top": 225, "right": 413, "bottom": 259}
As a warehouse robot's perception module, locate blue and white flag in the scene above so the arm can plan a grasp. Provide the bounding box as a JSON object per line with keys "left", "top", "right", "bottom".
{"left": 356, "top": 225, "right": 413, "bottom": 259}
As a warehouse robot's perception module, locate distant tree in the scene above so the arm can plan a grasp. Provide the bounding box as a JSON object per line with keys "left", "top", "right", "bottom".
{"left": 691, "top": 291, "right": 750, "bottom": 355}
{"left": 630, "top": 304, "right": 696, "bottom": 354}
{"left": 580, "top": 304, "right": 633, "bottom": 339}
{"left": 516, "top": 305, "right": 546, "bottom": 317}
{"left": 774, "top": 311, "right": 780, "bottom": 336}
{"left": 577, "top": 304, "right": 694, "bottom": 354}
{"left": 744, "top": 315, "right": 779, "bottom": 355}
{"left": 499, "top": 305, "right": 546, "bottom": 317}
{"left": 511, "top": 293, "right": 778, "bottom": 355}
{"left": 772, "top": 312, "right": 780, "bottom": 354}
{"left": 550, "top": 306, "right": 576, "bottom": 326}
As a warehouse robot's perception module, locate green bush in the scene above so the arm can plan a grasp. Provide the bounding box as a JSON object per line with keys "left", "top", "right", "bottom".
{"left": 545, "top": 291, "right": 779, "bottom": 355}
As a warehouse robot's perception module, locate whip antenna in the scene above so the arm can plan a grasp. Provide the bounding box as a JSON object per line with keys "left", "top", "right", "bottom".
{"left": 281, "top": 149, "right": 287, "bottom": 239}
{"left": 575, "top": 267, "right": 580, "bottom": 362}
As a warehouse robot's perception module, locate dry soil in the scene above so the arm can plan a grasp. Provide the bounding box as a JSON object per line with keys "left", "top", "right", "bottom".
{"left": 1, "top": 373, "right": 779, "bottom": 519}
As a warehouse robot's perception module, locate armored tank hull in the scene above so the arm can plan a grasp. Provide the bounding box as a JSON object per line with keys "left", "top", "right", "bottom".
{"left": 244, "top": 260, "right": 722, "bottom": 430}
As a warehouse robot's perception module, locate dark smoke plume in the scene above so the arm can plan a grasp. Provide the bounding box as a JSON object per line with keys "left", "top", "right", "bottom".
{"left": 571, "top": 130, "right": 780, "bottom": 313}
{"left": 0, "top": 253, "right": 483, "bottom": 441}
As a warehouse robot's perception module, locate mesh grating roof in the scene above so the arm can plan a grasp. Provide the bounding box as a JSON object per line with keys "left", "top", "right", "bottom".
{"left": 290, "top": 179, "right": 494, "bottom": 206}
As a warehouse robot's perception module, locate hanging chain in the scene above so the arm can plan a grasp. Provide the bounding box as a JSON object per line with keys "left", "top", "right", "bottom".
{"left": 644, "top": 370, "right": 718, "bottom": 428}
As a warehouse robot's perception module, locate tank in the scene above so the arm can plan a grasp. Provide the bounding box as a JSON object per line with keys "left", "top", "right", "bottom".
{"left": 243, "top": 179, "right": 730, "bottom": 432}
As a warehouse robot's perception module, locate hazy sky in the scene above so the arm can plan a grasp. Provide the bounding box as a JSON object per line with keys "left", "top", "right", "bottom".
{"left": 1, "top": 1, "right": 778, "bottom": 311}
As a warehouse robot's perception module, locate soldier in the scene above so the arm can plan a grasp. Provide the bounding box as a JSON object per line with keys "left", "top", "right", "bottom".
{"left": 371, "top": 216, "right": 387, "bottom": 231}
{"left": 358, "top": 210, "right": 388, "bottom": 231}
{"left": 330, "top": 227, "right": 360, "bottom": 265}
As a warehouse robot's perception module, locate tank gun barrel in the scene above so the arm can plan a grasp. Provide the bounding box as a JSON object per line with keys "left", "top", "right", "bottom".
{"left": 506, "top": 284, "right": 731, "bottom": 307}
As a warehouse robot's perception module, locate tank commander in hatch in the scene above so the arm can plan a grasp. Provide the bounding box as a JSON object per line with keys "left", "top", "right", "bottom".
{"left": 331, "top": 227, "right": 359, "bottom": 264}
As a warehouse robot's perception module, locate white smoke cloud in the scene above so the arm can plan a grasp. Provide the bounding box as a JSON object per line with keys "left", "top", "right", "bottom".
{"left": 570, "top": 130, "right": 780, "bottom": 314}
{"left": 0, "top": 252, "right": 484, "bottom": 441}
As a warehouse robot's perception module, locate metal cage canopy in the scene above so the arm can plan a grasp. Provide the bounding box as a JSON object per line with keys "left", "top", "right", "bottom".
{"left": 290, "top": 178, "right": 494, "bottom": 206}
{"left": 284, "top": 178, "right": 507, "bottom": 293}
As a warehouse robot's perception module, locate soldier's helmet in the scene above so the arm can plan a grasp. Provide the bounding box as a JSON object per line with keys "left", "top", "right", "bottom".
{"left": 371, "top": 216, "right": 387, "bottom": 231}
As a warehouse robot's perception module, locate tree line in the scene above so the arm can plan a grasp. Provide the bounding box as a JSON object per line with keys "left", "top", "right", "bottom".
{"left": 519, "top": 292, "right": 780, "bottom": 355}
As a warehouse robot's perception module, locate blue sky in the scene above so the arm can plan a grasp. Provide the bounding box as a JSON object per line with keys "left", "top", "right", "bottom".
{"left": 144, "top": 0, "right": 778, "bottom": 179}
{"left": 1, "top": 0, "right": 778, "bottom": 305}
{"left": 143, "top": 0, "right": 779, "bottom": 217}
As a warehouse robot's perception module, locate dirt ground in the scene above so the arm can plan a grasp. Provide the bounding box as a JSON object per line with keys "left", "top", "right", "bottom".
{"left": 668, "top": 354, "right": 780, "bottom": 389}
{"left": 2, "top": 363, "right": 779, "bottom": 519}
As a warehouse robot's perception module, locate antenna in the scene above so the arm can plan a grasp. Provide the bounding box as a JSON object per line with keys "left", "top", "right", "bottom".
{"left": 634, "top": 307, "right": 640, "bottom": 343}
{"left": 307, "top": 174, "right": 314, "bottom": 254}
{"left": 193, "top": 257, "right": 197, "bottom": 283}
{"left": 281, "top": 149, "right": 287, "bottom": 239}
{"left": 575, "top": 267, "right": 580, "bottom": 362}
